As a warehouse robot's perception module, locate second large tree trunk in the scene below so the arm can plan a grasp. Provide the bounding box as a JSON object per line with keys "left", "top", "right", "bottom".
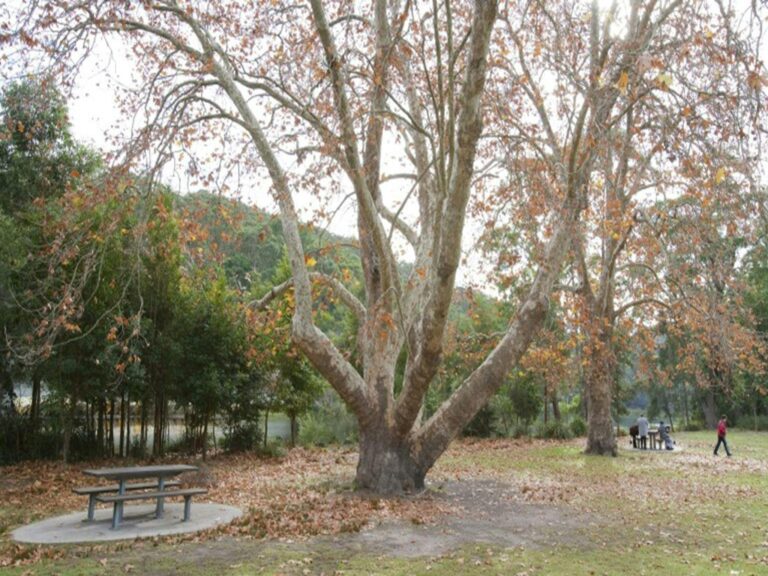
{"left": 584, "top": 334, "right": 617, "bottom": 456}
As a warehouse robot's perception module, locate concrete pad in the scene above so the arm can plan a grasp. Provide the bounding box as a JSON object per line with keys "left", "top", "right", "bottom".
{"left": 11, "top": 503, "right": 243, "bottom": 545}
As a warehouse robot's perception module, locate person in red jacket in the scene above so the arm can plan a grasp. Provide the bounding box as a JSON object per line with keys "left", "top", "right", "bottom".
{"left": 714, "top": 415, "right": 732, "bottom": 457}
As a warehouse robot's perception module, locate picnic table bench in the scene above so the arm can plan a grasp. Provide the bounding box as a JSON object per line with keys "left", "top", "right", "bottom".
{"left": 75, "top": 465, "right": 207, "bottom": 529}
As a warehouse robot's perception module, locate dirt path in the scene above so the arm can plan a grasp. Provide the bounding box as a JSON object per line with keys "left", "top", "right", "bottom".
{"left": 321, "top": 479, "right": 596, "bottom": 558}
{"left": 86, "top": 478, "right": 598, "bottom": 575}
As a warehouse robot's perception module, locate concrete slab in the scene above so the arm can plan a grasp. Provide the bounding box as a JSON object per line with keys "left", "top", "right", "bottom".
{"left": 11, "top": 503, "right": 243, "bottom": 545}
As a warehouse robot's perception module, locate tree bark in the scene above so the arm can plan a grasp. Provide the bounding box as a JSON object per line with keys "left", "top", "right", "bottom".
{"left": 153, "top": 388, "right": 165, "bottom": 456}
{"left": 290, "top": 414, "right": 297, "bottom": 448}
{"left": 140, "top": 400, "right": 147, "bottom": 456}
{"left": 356, "top": 425, "right": 426, "bottom": 493}
{"left": 263, "top": 409, "right": 269, "bottom": 449}
{"left": 551, "top": 391, "right": 561, "bottom": 421}
{"left": 202, "top": 412, "right": 208, "bottom": 461}
{"left": 584, "top": 329, "right": 618, "bottom": 456}
{"left": 125, "top": 391, "right": 130, "bottom": 457}
{"left": 29, "top": 371, "right": 42, "bottom": 431}
{"left": 109, "top": 397, "right": 115, "bottom": 457}
{"left": 97, "top": 398, "right": 105, "bottom": 456}
{"left": 702, "top": 386, "right": 718, "bottom": 429}
{"left": 119, "top": 390, "right": 126, "bottom": 458}
{"left": 62, "top": 397, "right": 76, "bottom": 464}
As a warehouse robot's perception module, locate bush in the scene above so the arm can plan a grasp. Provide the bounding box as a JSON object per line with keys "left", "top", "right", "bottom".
{"left": 299, "top": 391, "right": 358, "bottom": 446}
{"left": 748, "top": 415, "right": 768, "bottom": 432}
{"left": 260, "top": 438, "right": 287, "bottom": 458}
{"left": 510, "top": 422, "right": 530, "bottom": 439}
{"left": 534, "top": 420, "right": 573, "bottom": 440}
{"left": 463, "top": 405, "right": 496, "bottom": 438}
{"left": 570, "top": 417, "right": 587, "bottom": 437}
{"left": 223, "top": 422, "right": 262, "bottom": 453}
{"left": 681, "top": 421, "right": 705, "bottom": 432}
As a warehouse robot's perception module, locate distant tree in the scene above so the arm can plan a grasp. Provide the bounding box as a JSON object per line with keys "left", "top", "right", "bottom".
{"left": 171, "top": 273, "right": 248, "bottom": 459}
{"left": 0, "top": 78, "right": 97, "bottom": 214}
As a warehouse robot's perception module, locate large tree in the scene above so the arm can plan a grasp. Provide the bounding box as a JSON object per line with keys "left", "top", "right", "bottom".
{"left": 9, "top": 0, "right": 760, "bottom": 490}
{"left": 475, "top": 0, "right": 762, "bottom": 453}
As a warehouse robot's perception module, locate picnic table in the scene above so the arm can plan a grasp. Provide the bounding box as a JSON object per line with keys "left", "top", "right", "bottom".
{"left": 648, "top": 429, "right": 660, "bottom": 450}
{"left": 76, "top": 464, "right": 206, "bottom": 529}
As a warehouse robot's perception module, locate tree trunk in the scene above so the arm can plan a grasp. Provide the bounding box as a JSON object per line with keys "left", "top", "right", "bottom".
{"left": 584, "top": 335, "right": 617, "bottom": 456}
{"left": 29, "top": 371, "right": 42, "bottom": 432}
{"left": 109, "top": 397, "right": 115, "bottom": 457}
{"left": 62, "top": 397, "right": 76, "bottom": 464}
{"left": 119, "top": 391, "right": 126, "bottom": 458}
{"left": 551, "top": 391, "right": 561, "bottom": 421}
{"left": 153, "top": 390, "right": 165, "bottom": 456}
{"left": 290, "top": 414, "right": 297, "bottom": 447}
{"left": 701, "top": 387, "right": 718, "bottom": 429}
{"left": 263, "top": 409, "right": 269, "bottom": 449}
{"left": 202, "top": 412, "right": 209, "bottom": 461}
{"left": 97, "top": 398, "right": 105, "bottom": 456}
{"left": 140, "top": 400, "right": 148, "bottom": 456}
{"left": 356, "top": 426, "right": 425, "bottom": 493}
{"left": 125, "top": 391, "right": 131, "bottom": 457}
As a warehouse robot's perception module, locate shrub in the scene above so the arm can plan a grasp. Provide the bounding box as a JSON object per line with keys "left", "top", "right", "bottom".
{"left": 534, "top": 420, "right": 573, "bottom": 440}
{"left": 681, "top": 421, "right": 704, "bottom": 432}
{"left": 260, "top": 439, "right": 286, "bottom": 458}
{"left": 570, "top": 417, "right": 587, "bottom": 437}
{"left": 510, "top": 422, "right": 530, "bottom": 439}
{"left": 223, "top": 421, "right": 262, "bottom": 453}
{"left": 463, "top": 405, "right": 496, "bottom": 438}
{"left": 299, "top": 390, "right": 358, "bottom": 446}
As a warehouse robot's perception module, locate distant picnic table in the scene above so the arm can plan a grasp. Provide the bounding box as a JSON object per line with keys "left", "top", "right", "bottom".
{"left": 648, "top": 429, "right": 661, "bottom": 450}
{"left": 75, "top": 464, "right": 206, "bottom": 529}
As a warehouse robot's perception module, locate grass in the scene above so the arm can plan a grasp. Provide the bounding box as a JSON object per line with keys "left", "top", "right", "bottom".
{"left": 3, "top": 431, "right": 768, "bottom": 575}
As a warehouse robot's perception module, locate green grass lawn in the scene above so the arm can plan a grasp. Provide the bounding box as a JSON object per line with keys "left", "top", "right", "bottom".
{"left": 3, "top": 431, "right": 768, "bottom": 575}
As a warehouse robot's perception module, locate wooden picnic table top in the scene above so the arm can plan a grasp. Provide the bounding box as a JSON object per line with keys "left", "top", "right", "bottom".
{"left": 82, "top": 464, "right": 198, "bottom": 481}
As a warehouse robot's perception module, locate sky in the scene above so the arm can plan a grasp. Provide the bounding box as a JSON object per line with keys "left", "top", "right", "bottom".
{"left": 63, "top": 29, "right": 464, "bottom": 279}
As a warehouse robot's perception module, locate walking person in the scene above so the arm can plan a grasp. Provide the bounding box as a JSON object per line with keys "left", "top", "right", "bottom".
{"left": 714, "top": 415, "right": 732, "bottom": 457}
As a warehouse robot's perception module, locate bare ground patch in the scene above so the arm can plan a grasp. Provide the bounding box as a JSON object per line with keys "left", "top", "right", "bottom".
{"left": 323, "top": 478, "right": 597, "bottom": 559}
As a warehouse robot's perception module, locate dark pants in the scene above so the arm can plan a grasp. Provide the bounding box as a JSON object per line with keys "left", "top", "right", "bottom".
{"left": 640, "top": 435, "right": 647, "bottom": 449}
{"left": 714, "top": 436, "right": 731, "bottom": 456}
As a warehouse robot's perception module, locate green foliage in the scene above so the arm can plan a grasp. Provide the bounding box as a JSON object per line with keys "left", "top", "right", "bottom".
{"left": 222, "top": 421, "right": 262, "bottom": 453}
{"left": 508, "top": 371, "right": 543, "bottom": 425}
{"left": 680, "top": 421, "right": 704, "bottom": 431}
{"left": 534, "top": 420, "right": 573, "bottom": 440}
{"left": 570, "top": 416, "right": 587, "bottom": 437}
{"left": 0, "top": 78, "right": 98, "bottom": 214}
{"left": 463, "top": 405, "right": 496, "bottom": 438}
{"left": 260, "top": 439, "right": 287, "bottom": 458}
{"left": 510, "top": 422, "right": 530, "bottom": 438}
{"left": 222, "top": 372, "right": 263, "bottom": 453}
{"left": 299, "top": 390, "right": 358, "bottom": 446}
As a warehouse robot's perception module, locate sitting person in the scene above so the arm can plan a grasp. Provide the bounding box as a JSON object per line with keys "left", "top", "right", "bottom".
{"left": 658, "top": 420, "right": 674, "bottom": 450}
{"left": 636, "top": 414, "right": 649, "bottom": 449}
